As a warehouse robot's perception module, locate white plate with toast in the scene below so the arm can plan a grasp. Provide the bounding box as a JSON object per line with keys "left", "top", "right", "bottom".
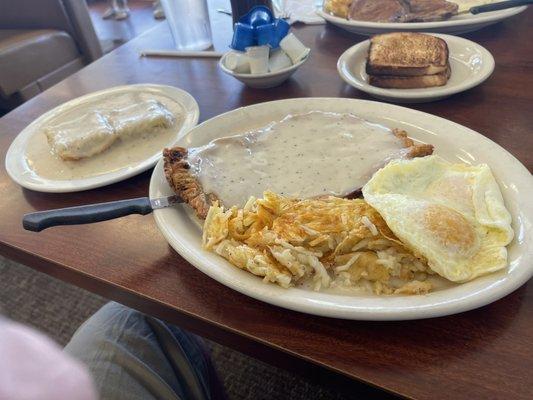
{"left": 317, "top": 5, "right": 527, "bottom": 36}
{"left": 149, "top": 98, "right": 533, "bottom": 320}
{"left": 5, "top": 84, "right": 199, "bottom": 193}
{"left": 337, "top": 33, "right": 494, "bottom": 103}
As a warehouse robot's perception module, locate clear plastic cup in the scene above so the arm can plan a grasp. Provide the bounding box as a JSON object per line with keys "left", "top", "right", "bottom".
{"left": 280, "top": 33, "right": 310, "bottom": 64}
{"left": 268, "top": 49, "right": 292, "bottom": 72}
{"left": 225, "top": 52, "right": 251, "bottom": 74}
{"left": 160, "top": 0, "right": 212, "bottom": 51}
{"left": 246, "top": 46, "right": 270, "bottom": 74}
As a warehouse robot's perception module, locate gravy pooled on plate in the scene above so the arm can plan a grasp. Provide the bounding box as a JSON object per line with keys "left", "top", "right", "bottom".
{"left": 188, "top": 111, "right": 413, "bottom": 207}
{"left": 25, "top": 92, "right": 184, "bottom": 180}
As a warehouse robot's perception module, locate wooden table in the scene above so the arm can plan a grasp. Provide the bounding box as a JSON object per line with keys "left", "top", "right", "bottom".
{"left": 1, "top": 4, "right": 532, "bottom": 399}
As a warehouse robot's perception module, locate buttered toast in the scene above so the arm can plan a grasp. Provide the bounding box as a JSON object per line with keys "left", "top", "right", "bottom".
{"left": 369, "top": 63, "right": 451, "bottom": 88}
{"left": 366, "top": 32, "right": 449, "bottom": 77}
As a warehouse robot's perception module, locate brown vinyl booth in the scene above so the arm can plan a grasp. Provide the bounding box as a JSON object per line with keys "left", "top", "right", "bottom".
{"left": 0, "top": 0, "right": 102, "bottom": 110}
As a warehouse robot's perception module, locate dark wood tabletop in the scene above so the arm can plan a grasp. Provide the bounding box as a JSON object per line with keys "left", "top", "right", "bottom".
{"left": 1, "top": 4, "right": 532, "bottom": 399}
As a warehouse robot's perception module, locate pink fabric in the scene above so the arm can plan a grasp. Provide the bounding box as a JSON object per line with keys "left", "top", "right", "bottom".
{"left": 0, "top": 318, "right": 97, "bottom": 400}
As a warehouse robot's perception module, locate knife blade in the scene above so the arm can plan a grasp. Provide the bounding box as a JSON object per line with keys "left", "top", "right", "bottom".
{"left": 457, "top": 0, "right": 532, "bottom": 14}
{"left": 23, "top": 195, "right": 183, "bottom": 232}
{"left": 150, "top": 195, "right": 183, "bottom": 209}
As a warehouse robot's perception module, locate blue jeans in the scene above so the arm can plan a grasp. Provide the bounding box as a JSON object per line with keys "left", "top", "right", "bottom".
{"left": 65, "top": 302, "right": 225, "bottom": 400}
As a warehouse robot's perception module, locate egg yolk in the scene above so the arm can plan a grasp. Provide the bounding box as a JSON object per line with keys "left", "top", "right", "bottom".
{"left": 423, "top": 204, "right": 477, "bottom": 256}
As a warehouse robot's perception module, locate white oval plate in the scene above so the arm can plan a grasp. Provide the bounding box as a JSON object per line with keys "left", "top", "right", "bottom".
{"left": 317, "top": 6, "right": 527, "bottom": 36}
{"left": 149, "top": 98, "right": 533, "bottom": 321}
{"left": 337, "top": 34, "right": 495, "bottom": 103}
{"left": 5, "top": 84, "right": 199, "bottom": 193}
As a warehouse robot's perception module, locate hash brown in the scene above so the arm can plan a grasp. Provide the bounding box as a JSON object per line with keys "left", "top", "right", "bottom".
{"left": 202, "top": 192, "right": 432, "bottom": 294}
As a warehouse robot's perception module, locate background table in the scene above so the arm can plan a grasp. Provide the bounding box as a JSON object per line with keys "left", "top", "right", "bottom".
{"left": 1, "top": 4, "right": 532, "bottom": 399}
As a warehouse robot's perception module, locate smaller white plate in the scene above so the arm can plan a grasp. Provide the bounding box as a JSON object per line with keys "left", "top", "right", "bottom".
{"left": 5, "top": 84, "right": 199, "bottom": 193}
{"left": 337, "top": 33, "right": 495, "bottom": 103}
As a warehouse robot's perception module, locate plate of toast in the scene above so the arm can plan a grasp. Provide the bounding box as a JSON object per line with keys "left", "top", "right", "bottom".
{"left": 337, "top": 32, "right": 494, "bottom": 103}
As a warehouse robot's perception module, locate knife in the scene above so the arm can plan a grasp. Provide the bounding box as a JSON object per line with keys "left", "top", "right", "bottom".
{"left": 458, "top": 0, "right": 532, "bottom": 14}
{"left": 22, "top": 195, "right": 183, "bottom": 232}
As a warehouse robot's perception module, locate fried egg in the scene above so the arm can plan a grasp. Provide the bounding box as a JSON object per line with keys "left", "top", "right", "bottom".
{"left": 362, "top": 156, "right": 513, "bottom": 282}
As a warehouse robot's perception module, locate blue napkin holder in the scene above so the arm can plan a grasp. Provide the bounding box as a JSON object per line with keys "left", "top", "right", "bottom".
{"left": 230, "top": 6, "right": 290, "bottom": 51}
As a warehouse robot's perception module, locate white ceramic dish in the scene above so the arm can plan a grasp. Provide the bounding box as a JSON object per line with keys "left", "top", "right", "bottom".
{"left": 219, "top": 52, "right": 309, "bottom": 89}
{"left": 337, "top": 33, "right": 495, "bottom": 103}
{"left": 5, "top": 84, "right": 199, "bottom": 193}
{"left": 149, "top": 98, "right": 533, "bottom": 321}
{"left": 317, "top": 6, "right": 527, "bottom": 36}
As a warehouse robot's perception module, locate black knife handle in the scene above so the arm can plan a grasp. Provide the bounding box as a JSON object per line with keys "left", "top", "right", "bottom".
{"left": 471, "top": 0, "right": 532, "bottom": 14}
{"left": 23, "top": 197, "right": 153, "bottom": 232}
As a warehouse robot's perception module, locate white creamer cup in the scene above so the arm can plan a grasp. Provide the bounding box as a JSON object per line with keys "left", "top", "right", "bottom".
{"left": 225, "top": 51, "right": 251, "bottom": 74}
{"left": 280, "top": 33, "right": 310, "bottom": 64}
{"left": 246, "top": 46, "right": 269, "bottom": 74}
{"left": 268, "top": 49, "right": 292, "bottom": 72}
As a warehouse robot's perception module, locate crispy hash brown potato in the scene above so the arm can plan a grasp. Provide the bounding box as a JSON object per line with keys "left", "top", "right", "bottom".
{"left": 203, "top": 192, "right": 433, "bottom": 295}
{"left": 324, "top": 0, "right": 353, "bottom": 18}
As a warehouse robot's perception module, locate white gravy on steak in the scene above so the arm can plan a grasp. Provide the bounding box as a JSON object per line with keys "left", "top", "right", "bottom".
{"left": 188, "top": 111, "right": 410, "bottom": 208}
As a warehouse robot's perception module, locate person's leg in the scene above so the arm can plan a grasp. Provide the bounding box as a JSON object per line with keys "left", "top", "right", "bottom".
{"left": 114, "top": 0, "right": 130, "bottom": 20}
{"left": 153, "top": 0, "right": 165, "bottom": 19}
{"left": 65, "top": 302, "right": 224, "bottom": 400}
{"left": 102, "top": 0, "right": 118, "bottom": 19}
